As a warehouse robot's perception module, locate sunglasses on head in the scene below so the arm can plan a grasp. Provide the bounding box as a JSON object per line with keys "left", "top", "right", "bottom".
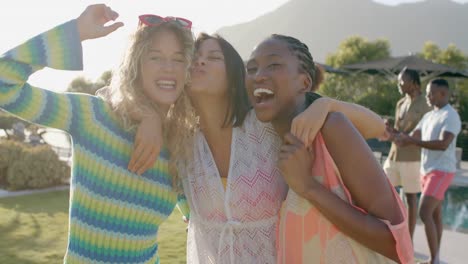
{"left": 138, "top": 14, "right": 192, "bottom": 29}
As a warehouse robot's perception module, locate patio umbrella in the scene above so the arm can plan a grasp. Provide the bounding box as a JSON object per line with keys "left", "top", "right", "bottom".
{"left": 316, "top": 62, "right": 349, "bottom": 75}
{"left": 342, "top": 55, "right": 468, "bottom": 81}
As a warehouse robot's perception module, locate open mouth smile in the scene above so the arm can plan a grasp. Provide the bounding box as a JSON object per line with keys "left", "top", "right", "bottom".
{"left": 253, "top": 88, "right": 275, "bottom": 104}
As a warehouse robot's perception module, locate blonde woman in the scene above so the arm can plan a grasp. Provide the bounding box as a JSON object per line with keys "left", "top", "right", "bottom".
{"left": 0, "top": 4, "right": 196, "bottom": 263}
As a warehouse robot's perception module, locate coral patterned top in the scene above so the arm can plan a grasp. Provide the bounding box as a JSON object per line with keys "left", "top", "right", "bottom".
{"left": 277, "top": 134, "right": 414, "bottom": 264}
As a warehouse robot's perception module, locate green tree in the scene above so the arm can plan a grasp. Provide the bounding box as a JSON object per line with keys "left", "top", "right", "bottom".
{"left": 320, "top": 36, "right": 399, "bottom": 116}
{"left": 438, "top": 44, "right": 467, "bottom": 70}
{"left": 67, "top": 70, "right": 112, "bottom": 95}
{"left": 67, "top": 77, "right": 96, "bottom": 94}
{"left": 97, "top": 70, "right": 113, "bottom": 87}
{"left": 418, "top": 42, "right": 441, "bottom": 62}
{"left": 326, "top": 36, "right": 391, "bottom": 67}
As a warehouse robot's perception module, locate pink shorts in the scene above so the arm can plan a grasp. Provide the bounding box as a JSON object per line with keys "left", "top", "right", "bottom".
{"left": 421, "top": 170, "right": 455, "bottom": 200}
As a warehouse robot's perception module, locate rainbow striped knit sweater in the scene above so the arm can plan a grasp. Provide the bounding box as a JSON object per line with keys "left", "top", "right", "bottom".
{"left": 0, "top": 20, "right": 189, "bottom": 263}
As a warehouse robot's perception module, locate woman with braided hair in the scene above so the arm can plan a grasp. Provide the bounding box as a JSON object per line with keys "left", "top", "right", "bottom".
{"left": 246, "top": 34, "right": 414, "bottom": 263}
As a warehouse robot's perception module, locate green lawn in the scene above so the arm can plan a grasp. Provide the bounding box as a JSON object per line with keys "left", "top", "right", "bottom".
{"left": 0, "top": 190, "right": 187, "bottom": 264}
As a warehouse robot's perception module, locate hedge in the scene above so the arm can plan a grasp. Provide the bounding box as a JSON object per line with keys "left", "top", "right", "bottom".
{"left": 0, "top": 140, "right": 70, "bottom": 190}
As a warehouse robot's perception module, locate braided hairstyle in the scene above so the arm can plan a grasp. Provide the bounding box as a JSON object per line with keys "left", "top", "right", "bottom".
{"left": 270, "top": 34, "right": 324, "bottom": 91}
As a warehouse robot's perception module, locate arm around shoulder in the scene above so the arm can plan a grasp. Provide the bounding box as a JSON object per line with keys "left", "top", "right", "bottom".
{"left": 291, "top": 97, "right": 385, "bottom": 147}
{"left": 329, "top": 98, "right": 386, "bottom": 139}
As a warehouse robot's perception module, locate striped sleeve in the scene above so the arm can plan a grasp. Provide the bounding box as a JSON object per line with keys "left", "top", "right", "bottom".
{"left": 0, "top": 19, "right": 84, "bottom": 133}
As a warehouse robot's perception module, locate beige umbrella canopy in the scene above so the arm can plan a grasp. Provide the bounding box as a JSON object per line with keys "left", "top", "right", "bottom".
{"left": 342, "top": 55, "right": 468, "bottom": 81}
{"left": 316, "top": 62, "right": 349, "bottom": 75}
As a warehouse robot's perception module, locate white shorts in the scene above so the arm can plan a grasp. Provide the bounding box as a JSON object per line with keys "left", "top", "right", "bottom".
{"left": 383, "top": 160, "right": 421, "bottom": 194}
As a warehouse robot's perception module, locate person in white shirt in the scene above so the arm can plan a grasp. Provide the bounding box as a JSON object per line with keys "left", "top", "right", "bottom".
{"left": 396, "top": 78, "right": 462, "bottom": 264}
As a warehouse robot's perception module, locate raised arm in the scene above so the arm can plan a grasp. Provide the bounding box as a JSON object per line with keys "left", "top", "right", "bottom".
{"left": 0, "top": 4, "right": 122, "bottom": 134}
{"left": 291, "top": 96, "right": 385, "bottom": 146}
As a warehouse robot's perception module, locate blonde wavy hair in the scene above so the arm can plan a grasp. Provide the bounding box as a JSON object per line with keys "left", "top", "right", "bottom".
{"left": 107, "top": 21, "right": 197, "bottom": 189}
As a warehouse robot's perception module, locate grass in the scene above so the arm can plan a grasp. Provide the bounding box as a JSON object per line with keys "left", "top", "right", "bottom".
{"left": 0, "top": 190, "right": 187, "bottom": 263}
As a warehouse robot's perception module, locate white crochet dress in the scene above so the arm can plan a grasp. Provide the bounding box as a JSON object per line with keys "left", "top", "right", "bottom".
{"left": 181, "top": 111, "right": 288, "bottom": 264}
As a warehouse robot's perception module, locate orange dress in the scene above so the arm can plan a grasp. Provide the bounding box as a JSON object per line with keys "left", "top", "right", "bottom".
{"left": 277, "top": 134, "right": 414, "bottom": 264}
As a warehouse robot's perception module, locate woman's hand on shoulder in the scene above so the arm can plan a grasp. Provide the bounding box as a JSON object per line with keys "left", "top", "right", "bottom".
{"left": 291, "top": 97, "right": 332, "bottom": 147}
{"left": 128, "top": 113, "right": 163, "bottom": 175}
{"left": 77, "top": 4, "right": 124, "bottom": 41}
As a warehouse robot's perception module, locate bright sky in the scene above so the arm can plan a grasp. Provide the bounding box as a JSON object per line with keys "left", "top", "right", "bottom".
{"left": 1, "top": 0, "right": 467, "bottom": 92}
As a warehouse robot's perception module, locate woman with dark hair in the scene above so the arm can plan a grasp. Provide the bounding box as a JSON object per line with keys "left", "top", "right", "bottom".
{"left": 178, "top": 34, "right": 277, "bottom": 263}
{"left": 192, "top": 33, "right": 250, "bottom": 127}
{"left": 246, "top": 34, "right": 413, "bottom": 263}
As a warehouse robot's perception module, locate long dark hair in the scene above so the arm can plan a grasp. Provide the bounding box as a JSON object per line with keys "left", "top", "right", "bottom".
{"left": 194, "top": 33, "right": 250, "bottom": 127}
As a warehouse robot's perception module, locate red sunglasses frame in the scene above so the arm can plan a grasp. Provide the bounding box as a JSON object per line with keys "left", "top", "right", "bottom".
{"left": 138, "top": 14, "right": 192, "bottom": 29}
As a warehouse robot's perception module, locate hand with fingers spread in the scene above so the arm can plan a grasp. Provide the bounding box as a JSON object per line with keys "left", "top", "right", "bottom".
{"left": 291, "top": 97, "right": 331, "bottom": 147}
{"left": 77, "top": 4, "right": 124, "bottom": 41}
{"left": 278, "top": 133, "right": 317, "bottom": 197}
{"left": 128, "top": 113, "right": 164, "bottom": 175}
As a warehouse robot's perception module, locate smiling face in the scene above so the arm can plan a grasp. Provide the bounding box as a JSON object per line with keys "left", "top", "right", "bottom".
{"left": 140, "top": 29, "right": 188, "bottom": 110}
{"left": 190, "top": 38, "right": 228, "bottom": 97}
{"left": 245, "top": 38, "right": 310, "bottom": 123}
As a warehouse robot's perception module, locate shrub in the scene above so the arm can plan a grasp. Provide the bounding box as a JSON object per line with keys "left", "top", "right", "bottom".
{"left": 0, "top": 140, "right": 25, "bottom": 185}
{"left": 0, "top": 140, "right": 70, "bottom": 190}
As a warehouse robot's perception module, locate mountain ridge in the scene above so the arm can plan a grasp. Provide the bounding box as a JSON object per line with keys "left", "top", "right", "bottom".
{"left": 216, "top": 0, "right": 468, "bottom": 62}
